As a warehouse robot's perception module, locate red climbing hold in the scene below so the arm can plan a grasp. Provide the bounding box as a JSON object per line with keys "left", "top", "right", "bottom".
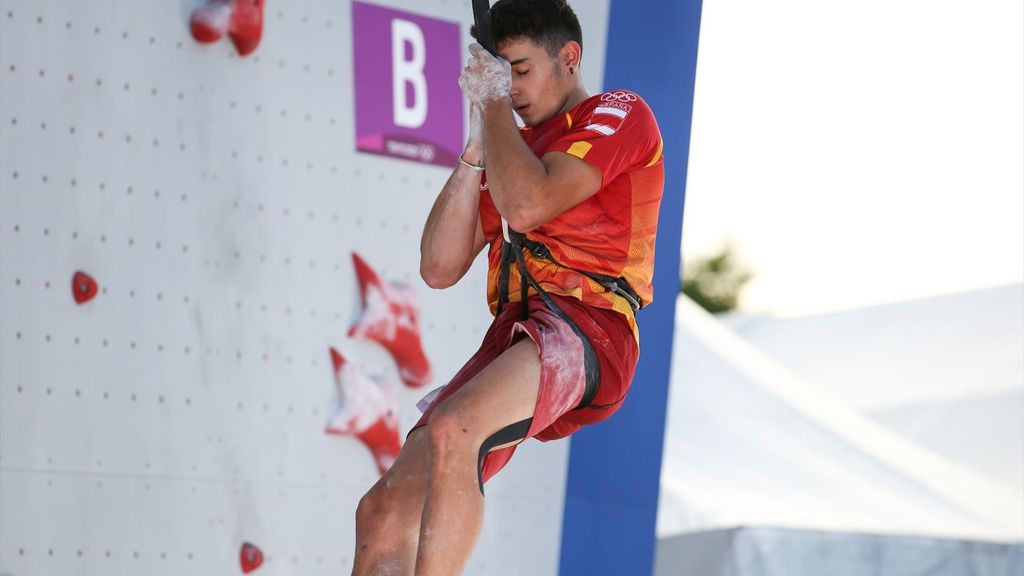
{"left": 348, "top": 253, "right": 433, "bottom": 389}
{"left": 71, "top": 271, "right": 98, "bottom": 305}
{"left": 189, "top": 0, "right": 232, "bottom": 44}
{"left": 189, "top": 0, "right": 265, "bottom": 57}
{"left": 228, "top": 0, "right": 265, "bottom": 57}
{"left": 326, "top": 348, "right": 402, "bottom": 476}
{"left": 240, "top": 542, "right": 264, "bottom": 573}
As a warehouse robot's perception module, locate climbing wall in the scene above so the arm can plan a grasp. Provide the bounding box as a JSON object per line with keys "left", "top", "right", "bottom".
{"left": 0, "top": 0, "right": 610, "bottom": 575}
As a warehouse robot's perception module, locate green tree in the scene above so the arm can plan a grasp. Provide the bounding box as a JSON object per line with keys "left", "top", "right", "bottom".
{"left": 681, "top": 242, "right": 753, "bottom": 314}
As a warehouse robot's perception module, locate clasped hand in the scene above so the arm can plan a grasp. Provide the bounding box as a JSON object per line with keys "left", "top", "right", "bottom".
{"left": 459, "top": 43, "right": 511, "bottom": 106}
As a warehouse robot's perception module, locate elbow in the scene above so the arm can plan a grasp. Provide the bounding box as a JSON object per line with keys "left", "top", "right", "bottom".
{"left": 422, "top": 273, "right": 457, "bottom": 290}
{"left": 420, "top": 260, "right": 460, "bottom": 289}
{"left": 491, "top": 181, "right": 547, "bottom": 233}
{"left": 503, "top": 186, "right": 553, "bottom": 233}
{"left": 503, "top": 207, "right": 545, "bottom": 234}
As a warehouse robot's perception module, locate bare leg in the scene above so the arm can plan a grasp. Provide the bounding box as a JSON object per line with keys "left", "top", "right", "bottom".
{"left": 353, "top": 427, "right": 431, "bottom": 575}
{"left": 414, "top": 339, "right": 542, "bottom": 575}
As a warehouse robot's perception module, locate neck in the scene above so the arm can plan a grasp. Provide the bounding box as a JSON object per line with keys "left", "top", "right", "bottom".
{"left": 559, "top": 83, "right": 590, "bottom": 116}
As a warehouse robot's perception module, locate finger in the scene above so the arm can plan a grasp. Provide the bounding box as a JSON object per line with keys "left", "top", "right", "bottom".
{"left": 469, "top": 43, "right": 499, "bottom": 64}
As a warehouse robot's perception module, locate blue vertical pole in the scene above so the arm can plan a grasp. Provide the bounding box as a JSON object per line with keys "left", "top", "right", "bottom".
{"left": 559, "top": 1, "right": 703, "bottom": 574}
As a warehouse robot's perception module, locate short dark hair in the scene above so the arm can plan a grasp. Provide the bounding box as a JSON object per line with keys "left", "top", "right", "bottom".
{"left": 471, "top": 0, "right": 583, "bottom": 58}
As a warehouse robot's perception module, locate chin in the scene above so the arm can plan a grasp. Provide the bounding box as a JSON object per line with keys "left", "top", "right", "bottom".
{"left": 525, "top": 112, "right": 553, "bottom": 127}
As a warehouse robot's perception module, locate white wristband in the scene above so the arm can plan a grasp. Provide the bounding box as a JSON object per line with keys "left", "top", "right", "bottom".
{"left": 458, "top": 154, "right": 484, "bottom": 171}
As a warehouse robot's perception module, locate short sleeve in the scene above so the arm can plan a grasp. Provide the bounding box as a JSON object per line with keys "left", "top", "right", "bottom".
{"left": 545, "top": 91, "right": 663, "bottom": 185}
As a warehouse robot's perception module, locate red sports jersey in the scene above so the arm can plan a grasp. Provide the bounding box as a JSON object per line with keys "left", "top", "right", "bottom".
{"left": 479, "top": 90, "right": 665, "bottom": 337}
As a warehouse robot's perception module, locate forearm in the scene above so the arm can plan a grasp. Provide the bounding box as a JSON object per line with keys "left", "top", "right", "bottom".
{"left": 419, "top": 150, "right": 484, "bottom": 288}
{"left": 480, "top": 99, "right": 550, "bottom": 231}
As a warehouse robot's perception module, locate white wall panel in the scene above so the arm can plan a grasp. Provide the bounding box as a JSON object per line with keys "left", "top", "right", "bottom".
{"left": 1, "top": 0, "right": 610, "bottom": 574}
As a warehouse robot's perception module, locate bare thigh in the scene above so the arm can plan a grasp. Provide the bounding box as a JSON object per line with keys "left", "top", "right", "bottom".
{"left": 370, "top": 337, "right": 539, "bottom": 499}
{"left": 428, "top": 338, "right": 542, "bottom": 449}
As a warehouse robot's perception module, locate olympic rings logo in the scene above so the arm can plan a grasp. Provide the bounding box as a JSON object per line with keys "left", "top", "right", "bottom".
{"left": 601, "top": 91, "right": 637, "bottom": 102}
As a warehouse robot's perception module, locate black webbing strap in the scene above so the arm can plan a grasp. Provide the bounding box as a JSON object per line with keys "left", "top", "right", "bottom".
{"left": 495, "top": 231, "right": 602, "bottom": 410}
{"left": 517, "top": 233, "right": 644, "bottom": 312}
{"left": 513, "top": 247, "right": 602, "bottom": 409}
{"left": 519, "top": 249, "right": 529, "bottom": 320}
{"left": 497, "top": 231, "right": 644, "bottom": 315}
{"left": 477, "top": 417, "right": 532, "bottom": 495}
{"left": 497, "top": 241, "right": 512, "bottom": 315}
{"left": 471, "top": 0, "right": 496, "bottom": 55}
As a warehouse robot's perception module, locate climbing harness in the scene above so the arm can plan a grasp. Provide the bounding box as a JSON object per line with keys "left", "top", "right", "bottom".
{"left": 496, "top": 219, "right": 644, "bottom": 411}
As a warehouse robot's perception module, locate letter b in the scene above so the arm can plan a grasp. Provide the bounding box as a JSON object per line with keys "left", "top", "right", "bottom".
{"left": 392, "top": 19, "right": 427, "bottom": 128}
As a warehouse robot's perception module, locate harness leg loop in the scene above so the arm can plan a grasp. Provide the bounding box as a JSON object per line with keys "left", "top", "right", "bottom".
{"left": 477, "top": 418, "right": 533, "bottom": 495}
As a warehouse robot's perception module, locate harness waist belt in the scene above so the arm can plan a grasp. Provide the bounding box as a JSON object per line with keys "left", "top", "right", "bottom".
{"left": 495, "top": 229, "right": 642, "bottom": 411}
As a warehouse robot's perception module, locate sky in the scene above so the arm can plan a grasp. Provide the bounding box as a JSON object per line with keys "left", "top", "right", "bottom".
{"left": 681, "top": 0, "right": 1024, "bottom": 317}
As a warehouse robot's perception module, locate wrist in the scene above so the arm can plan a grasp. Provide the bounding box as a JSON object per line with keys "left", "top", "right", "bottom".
{"left": 461, "top": 144, "right": 484, "bottom": 167}
{"left": 480, "top": 96, "right": 510, "bottom": 112}
{"left": 458, "top": 154, "right": 484, "bottom": 171}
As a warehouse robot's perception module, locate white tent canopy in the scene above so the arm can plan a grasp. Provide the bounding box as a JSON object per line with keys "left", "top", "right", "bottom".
{"left": 723, "top": 283, "right": 1024, "bottom": 490}
{"left": 657, "top": 294, "right": 1022, "bottom": 542}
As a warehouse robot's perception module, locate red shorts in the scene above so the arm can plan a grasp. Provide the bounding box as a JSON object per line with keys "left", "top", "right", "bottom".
{"left": 412, "top": 294, "right": 639, "bottom": 483}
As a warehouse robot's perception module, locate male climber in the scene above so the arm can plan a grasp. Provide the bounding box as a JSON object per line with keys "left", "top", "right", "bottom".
{"left": 352, "top": 0, "right": 664, "bottom": 573}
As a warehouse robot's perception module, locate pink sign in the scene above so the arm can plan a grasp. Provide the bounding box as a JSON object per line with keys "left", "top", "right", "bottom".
{"left": 353, "top": 1, "right": 464, "bottom": 167}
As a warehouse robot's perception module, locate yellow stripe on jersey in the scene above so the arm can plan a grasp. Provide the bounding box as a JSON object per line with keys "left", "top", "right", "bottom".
{"left": 645, "top": 138, "right": 664, "bottom": 167}
{"left": 565, "top": 113, "right": 573, "bottom": 129}
{"left": 567, "top": 141, "right": 593, "bottom": 160}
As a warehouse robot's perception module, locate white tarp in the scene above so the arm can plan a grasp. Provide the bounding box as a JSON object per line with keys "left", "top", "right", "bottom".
{"left": 724, "top": 283, "right": 1024, "bottom": 490}
{"left": 658, "top": 295, "right": 1021, "bottom": 542}
{"left": 656, "top": 293, "right": 1023, "bottom": 573}
{"left": 657, "top": 527, "right": 1024, "bottom": 576}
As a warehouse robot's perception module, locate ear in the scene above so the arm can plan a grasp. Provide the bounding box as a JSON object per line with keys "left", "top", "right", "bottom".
{"left": 559, "top": 41, "right": 582, "bottom": 71}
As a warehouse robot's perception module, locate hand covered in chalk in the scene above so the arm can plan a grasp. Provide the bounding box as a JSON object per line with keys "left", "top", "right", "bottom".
{"left": 459, "top": 43, "right": 511, "bottom": 106}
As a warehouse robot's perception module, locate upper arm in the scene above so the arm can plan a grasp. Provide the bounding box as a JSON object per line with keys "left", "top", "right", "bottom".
{"left": 513, "top": 151, "right": 602, "bottom": 233}
{"left": 514, "top": 94, "right": 661, "bottom": 232}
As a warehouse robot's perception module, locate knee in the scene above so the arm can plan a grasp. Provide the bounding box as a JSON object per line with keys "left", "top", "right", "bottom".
{"left": 356, "top": 482, "right": 406, "bottom": 535}
{"left": 355, "top": 487, "right": 384, "bottom": 532}
{"left": 426, "top": 409, "right": 477, "bottom": 458}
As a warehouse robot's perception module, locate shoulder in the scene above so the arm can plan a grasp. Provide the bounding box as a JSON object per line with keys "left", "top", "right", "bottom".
{"left": 582, "top": 90, "right": 655, "bottom": 116}
{"left": 575, "top": 90, "right": 659, "bottom": 134}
